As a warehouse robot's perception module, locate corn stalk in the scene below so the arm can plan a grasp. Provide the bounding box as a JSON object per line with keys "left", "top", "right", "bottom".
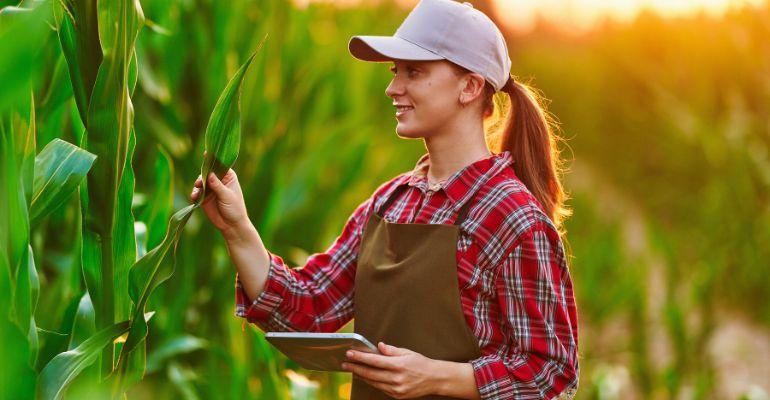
{"left": 56, "top": 0, "right": 144, "bottom": 379}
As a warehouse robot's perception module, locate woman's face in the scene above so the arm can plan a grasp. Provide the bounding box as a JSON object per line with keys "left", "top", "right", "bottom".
{"left": 385, "top": 59, "right": 465, "bottom": 139}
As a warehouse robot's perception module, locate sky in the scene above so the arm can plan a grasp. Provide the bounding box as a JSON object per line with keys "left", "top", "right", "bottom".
{"left": 294, "top": 0, "right": 767, "bottom": 32}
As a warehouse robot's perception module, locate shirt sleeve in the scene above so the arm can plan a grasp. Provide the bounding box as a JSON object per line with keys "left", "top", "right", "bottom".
{"left": 470, "top": 223, "right": 580, "bottom": 400}
{"left": 234, "top": 196, "right": 373, "bottom": 333}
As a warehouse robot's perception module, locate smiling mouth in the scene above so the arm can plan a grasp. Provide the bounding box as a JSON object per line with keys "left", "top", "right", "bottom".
{"left": 395, "top": 105, "right": 414, "bottom": 117}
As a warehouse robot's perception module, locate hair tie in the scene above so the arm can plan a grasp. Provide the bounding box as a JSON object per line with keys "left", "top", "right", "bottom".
{"left": 502, "top": 75, "right": 515, "bottom": 92}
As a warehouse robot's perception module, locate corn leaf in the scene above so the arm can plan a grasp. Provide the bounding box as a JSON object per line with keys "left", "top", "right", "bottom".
{"left": 199, "top": 35, "right": 266, "bottom": 201}
{"left": 14, "top": 245, "right": 40, "bottom": 366}
{"left": 36, "top": 313, "right": 150, "bottom": 400}
{"left": 114, "top": 129, "right": 137, "bottom": 324}
{"left": 38, "top": 320, "right": 129, "bottom": 400}
{"left": 121, "top": 204, "right": 195, "bottom": 358}
{"left": 30, "top": 139, "right": 96, "bottom": 227}
{"left": 142, "top": 146, "right": 174, "bottom": 249}
{"left": 117, "top": 42, "right": 265, "bottom": 373}
{"left": 0, "top": 3, "right": 52, "bottom": 112}
{"left": 146, "top": 335, "right": 208, "bottom": 373}
{"left": 0, "top": 314, "right": 36, "bottom": 400}
{"left": 56, "top": 0, "right": 102, "bottom": 127}
{"left": 68, "top": 293, "right": 96, "bottom": 351}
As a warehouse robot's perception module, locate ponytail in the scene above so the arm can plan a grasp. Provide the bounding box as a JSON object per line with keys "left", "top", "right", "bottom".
{"left": 449, "top": 64, "right": 571, "bottom": 234}
{"left": 497, "top": 76, "right": 571, "bottom": 233}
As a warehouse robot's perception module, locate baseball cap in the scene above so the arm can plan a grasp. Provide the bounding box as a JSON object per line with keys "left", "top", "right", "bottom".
{"left": 348, "top": 0, "right": 512, "bottom": 91}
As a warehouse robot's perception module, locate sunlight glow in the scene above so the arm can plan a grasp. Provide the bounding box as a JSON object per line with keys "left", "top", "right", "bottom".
{"left": 295, "top": 0, "right": 767, "bottom": 33}
{"left": 490, "top": 0, "right": 766, "bottom": 32}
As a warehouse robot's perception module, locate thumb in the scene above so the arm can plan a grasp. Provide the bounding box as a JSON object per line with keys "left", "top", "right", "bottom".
{"left": 378, "top": 342, "right": 408, "bottom": 356}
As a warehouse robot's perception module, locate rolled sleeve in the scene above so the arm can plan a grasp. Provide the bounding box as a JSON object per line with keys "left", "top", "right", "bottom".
{"left": 234, "top": 249, "right": 288, "bottom": 326}
{"left": 233, "top": 195, "right": 374, "bottom": 333}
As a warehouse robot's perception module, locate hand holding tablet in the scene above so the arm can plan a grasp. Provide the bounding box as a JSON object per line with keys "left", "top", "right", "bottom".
{"left": 265, "top": 332, "right": 381, "bottom": 372}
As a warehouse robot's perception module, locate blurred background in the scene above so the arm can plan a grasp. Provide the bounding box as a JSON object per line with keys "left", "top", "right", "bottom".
{"left": 3, "top": 0, "right": 769, "bottom": 398}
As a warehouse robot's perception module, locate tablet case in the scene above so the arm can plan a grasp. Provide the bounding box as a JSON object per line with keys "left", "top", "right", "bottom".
{"left": 265, "top": 332, "right": 379, "bottom": 372}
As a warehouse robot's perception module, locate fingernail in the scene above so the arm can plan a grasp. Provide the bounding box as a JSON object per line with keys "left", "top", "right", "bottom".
{"left": 346, "top": 350, "right": 354, "bottom": 358}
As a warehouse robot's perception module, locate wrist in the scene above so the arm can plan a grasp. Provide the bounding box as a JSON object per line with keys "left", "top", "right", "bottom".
{"left": 432, "top": 360, "right": 479, "bottom": 399}
{"left": 431, "top": 359, "right": 453, "bottom": 397}
{"left": 222, "top": 218, "right": 256, "bottom": 244}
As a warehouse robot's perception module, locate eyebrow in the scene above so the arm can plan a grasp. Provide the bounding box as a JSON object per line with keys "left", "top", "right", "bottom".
{"left": 389, "top": 64, "right": 419, "bottom": 72}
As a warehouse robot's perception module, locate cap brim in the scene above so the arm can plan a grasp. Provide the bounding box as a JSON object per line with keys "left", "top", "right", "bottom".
{"left": 348, "top": 35, "right": 445, "bottom": 62}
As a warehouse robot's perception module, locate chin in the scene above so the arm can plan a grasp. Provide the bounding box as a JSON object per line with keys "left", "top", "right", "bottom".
{"left": 395, "top": 123, "right": 428, "bottom": 139}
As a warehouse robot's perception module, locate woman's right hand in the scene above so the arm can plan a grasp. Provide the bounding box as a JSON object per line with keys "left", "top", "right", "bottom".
{"left": 190, "top": 169, "right": 252, "bottom": 241}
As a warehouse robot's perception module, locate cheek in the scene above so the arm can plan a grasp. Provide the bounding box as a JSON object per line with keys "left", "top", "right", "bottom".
{"left": 418, "top": 94, "right": 458, "bottom": 121}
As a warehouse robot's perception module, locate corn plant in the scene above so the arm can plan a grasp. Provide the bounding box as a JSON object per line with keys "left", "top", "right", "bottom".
{"left": 1, "top": 96, "right": 97, "bottom": 400}
{"left": 0, "top": 0, "right": 269, "bottom": 397}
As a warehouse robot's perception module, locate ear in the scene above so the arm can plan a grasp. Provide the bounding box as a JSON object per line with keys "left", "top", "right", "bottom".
{"left": 459, "top": 72, "right": 486, "bottom": 106}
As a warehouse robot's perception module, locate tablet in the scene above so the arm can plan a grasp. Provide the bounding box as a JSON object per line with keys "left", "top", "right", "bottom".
{"left": 265, "top": 332, "right": 380, "bottom": 372}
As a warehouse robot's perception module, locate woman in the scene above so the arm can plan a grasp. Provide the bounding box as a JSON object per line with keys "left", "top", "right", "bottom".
{"left": 190, "top": 0, "right": 579, "bottom": 398}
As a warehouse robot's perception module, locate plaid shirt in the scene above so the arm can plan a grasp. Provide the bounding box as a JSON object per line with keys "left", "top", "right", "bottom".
{"left": 235, "top": 151, "right": 579, "bottom": 399}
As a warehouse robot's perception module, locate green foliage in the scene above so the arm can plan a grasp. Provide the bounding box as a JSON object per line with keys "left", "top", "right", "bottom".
{"left": 31, "top": 139, "right": 96, "bottom": 226}
{"left": 2, "top": 0, "right": 767, "bottom": 398}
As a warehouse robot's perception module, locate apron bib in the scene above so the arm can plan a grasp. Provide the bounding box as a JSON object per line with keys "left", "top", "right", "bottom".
{"left": 351, "top": 184, "right": 483, "bottom": 399}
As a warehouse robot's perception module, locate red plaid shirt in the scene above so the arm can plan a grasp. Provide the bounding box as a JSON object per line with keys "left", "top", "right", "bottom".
{"left": 235, "top": 151, "right": 579, "bottom": 399}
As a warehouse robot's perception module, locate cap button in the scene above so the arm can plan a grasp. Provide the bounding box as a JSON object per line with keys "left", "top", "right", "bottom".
{"left": 463, "top": 1, "right": 474, "bottom": 8}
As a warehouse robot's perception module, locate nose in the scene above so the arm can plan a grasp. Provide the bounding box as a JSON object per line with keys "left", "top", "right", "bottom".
{"left": 385, "top": 75, "right": 405, "bottom": 99}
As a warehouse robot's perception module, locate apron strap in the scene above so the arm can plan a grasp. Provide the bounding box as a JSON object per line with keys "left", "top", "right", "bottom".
{"left": 376, "top": 184, "right": 409, "bottom": 218}
{"left": 453, "top": 185, "right": 482, "bottom": 226}
{"left": 376, "top": 182, "right": 484, "bottom": 228}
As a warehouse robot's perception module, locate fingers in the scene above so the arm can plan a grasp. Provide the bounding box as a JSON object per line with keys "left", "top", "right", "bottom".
{"left": 191, "top": 168, "right": 236, "bottom": 203}
{"left": 346, "top": 350, "right": 399, "bottom": 370}
{"left": 191, "top": 175, "right": 203, "bottom": 202}
{"left": 206, "top": 172, "right": 231, "bottom": 197}
{"left": 221, "top": 169, "right": 238, "bottom": 185}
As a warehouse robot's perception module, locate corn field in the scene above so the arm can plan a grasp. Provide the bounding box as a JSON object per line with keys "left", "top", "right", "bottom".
{"left": 1, "top": 0, "right": 768, "bottom": 399}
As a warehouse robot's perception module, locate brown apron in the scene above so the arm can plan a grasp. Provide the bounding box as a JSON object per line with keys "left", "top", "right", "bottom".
{"left": 351, "top": 184, "right": 483, "bottom": 399}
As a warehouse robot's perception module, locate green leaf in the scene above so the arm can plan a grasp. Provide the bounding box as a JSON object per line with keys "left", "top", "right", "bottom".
{"left": 120, "top": 204, "right": 196, "bottom": 359}
{"left": 37, "top": 320, "right": 131, "bottom": 400}
{"left": 0, "top": 314, "right": 37, "bottom": 400}
{"left": 146, "top": 335, "right": 208, "bottom": 373}
{"left": 56, "top": 0, "right": 102, "bottom": 127}
{"left": 0, "top": 2, "right": 52, "bottom": 112}
{"left": 68, "top": 293, "right": 96, "bottom": 351}
{"left": 141, "top": 146, "right": 174, "bottom": 249}
{"left": 199, "top": 35, "right": 267, "bottom": 201}
{"left": 113, "top": 128, "right": 137, "bottom": 324}
{"left": 30, "top": 139, "right": 96, "bottom": 226}
{"left": 14, "top": 245, "right": 39, "bottom": 366}
{"left": 167, "top": 361, "right": 200, "bottom": 400}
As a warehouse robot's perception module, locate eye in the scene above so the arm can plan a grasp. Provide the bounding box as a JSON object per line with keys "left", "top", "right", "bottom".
{"left": 389, "top": 66, "right": 419, "bottom": 77}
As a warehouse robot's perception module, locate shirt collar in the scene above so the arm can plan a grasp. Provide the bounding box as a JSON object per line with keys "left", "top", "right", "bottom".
{"left": 406, "top": 150, "right": 514, "bottom": 205}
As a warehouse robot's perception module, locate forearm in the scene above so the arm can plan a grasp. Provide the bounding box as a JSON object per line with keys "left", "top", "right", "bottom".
{"left": 433, "top": 360, "right": 481, "bottom": 400}
{"left": 223, "top": 220, "right": 271, "bottom": 302}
